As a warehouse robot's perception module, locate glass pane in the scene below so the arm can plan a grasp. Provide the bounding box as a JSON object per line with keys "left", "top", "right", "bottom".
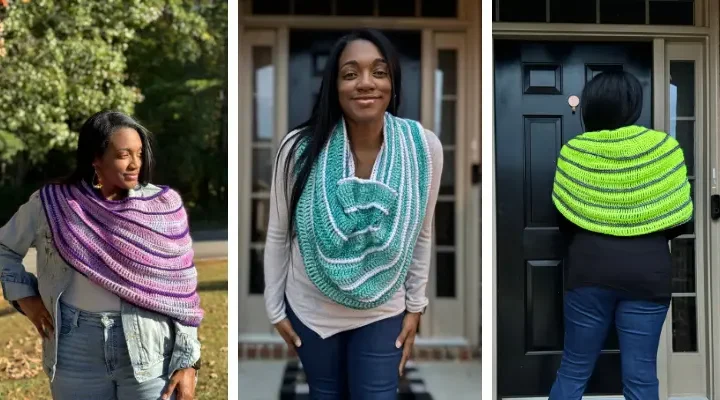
{"left": 601, "top": 0, "right": 646, "bottom": 24}
{"left": 436, "top": 100, "right": 457, "bottom": 146}
{"left": 436, "top": 251, "right": 456, "bottom": 297}
{"left": 253, "top": 47, "right": 275, "bottom": 142}
{"left": 434, "top": 201, "right": 455, "bottom": 246}
{"left": 499, "top": 0, "right": 545, "bottom": 22}
{"left": 550, "top": 0, "right": 596, "bottom": 23}
{"left": 252, "top": 0, "right": 291, "bottom": 14}
{"left": 251, "top": 198, "right": 270, "bottom": 242}
{"left": 670, "top": 61, "right": 695, "bottom": 118}
{"left": 440, "top": 149, "right": 455, "bottom": 195}
{"left": 671, "top": 238, "right": 695, "bottom": 293}
{"left": 649, "top": 0, "right": 694, "bottom": 26}
{"left": 421, "top": 0, "right": 458, "bottom": 18}
{"left": 294, "top": 0, "right": 332, "bottom": 15}
{"left": 337, "top": 0, "right": 374, "bottom": 16}
{"left": 249, "top": 248, "right": 265, "bottom": 294}
{"left": 437, "top": 50, "right": 457, "bottom": 95}
{"left": 378, "top": 0, "right": 416, "bottom": 17}
{"left": 673, "top": 120, "right": 695, "bottom": 177}
{"left": 253, "top": 148, "right": 273, "bottom": 192}
{"left": 672, "top": 296, "right": 698, "bottom": 352}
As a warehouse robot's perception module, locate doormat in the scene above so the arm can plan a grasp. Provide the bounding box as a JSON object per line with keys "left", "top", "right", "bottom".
{"left": 279, "top": 360, "right": 433, "bottom": 400}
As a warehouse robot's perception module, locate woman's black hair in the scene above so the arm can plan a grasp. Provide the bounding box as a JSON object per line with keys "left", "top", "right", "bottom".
{"left": 64, "top": 110, "right": 154, "bottom": 186}
{"left": 276, "top": 28, "right": 402, "bottom": 239}
{"left": 580, "top": 70, "right": 643, "bottom": 132}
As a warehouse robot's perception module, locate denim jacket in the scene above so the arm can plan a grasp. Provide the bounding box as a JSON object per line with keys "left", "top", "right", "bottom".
{"left": 0, "top": 185, "right": 201, "bottom": 383}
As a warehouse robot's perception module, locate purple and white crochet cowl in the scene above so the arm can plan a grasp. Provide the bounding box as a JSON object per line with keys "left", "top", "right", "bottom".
{"left": 40, "top": 182, "right": 203, "bottom": 327}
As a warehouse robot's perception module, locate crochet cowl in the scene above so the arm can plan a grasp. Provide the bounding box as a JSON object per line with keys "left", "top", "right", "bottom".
{"left": 295, "top": 113, "right": 432, "bottom": 309}
{"left": 40, "top": 182, "right": 203, "bottom": 326}
{"left": 552, "top": 125, "right": 693, "bottom": 237}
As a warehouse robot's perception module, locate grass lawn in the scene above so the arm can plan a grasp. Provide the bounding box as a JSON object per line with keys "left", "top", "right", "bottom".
{"left": 0, "top": 259, "right": 228, "bottom": 400}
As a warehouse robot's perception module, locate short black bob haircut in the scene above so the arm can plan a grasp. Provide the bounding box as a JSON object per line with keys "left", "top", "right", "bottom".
{"left": 64, "top": 111, "right": 154, "bottom": 187}
{"left": 580, "top": 70, "right": 644, "bottom": 132}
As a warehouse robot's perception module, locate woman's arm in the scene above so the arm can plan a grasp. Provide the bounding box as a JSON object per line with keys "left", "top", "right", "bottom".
{"left": 263, "top": 133, "right": 299, "bottom": 324}
{"left": 0, "top": 191, "right": 41, "bottom": 314}
{"left": 168, "top": 320, "right": 201, "bottom": 376}
{"left": 404, "top": 131, "right": 444, "bottom": 313}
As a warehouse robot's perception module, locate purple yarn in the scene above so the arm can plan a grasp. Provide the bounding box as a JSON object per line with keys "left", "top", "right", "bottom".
{"left": 40, "top": 182, "right": 203, "bottom": 327}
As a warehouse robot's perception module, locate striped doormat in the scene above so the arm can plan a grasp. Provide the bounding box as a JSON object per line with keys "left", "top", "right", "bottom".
{"left": 279, "top": 360, "right": 433, "bottom": 400}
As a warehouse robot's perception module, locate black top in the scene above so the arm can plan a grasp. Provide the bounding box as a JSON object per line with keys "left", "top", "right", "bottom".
{"left": 557, "top": 211, "right": 689, "bottom": 304}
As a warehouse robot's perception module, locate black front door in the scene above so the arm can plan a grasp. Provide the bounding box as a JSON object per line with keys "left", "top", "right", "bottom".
{"left": 494, "top": 41, "right": 653, "bottom": 397}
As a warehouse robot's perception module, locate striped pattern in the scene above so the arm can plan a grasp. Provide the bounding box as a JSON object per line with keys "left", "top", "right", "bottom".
{"left": 295, "top": 112, "right": 432, "bottom": 309}
{"left": 279, "top": 360, "right": 433, "bottom": 400}
{"left": 552, "top": 125, "right": 693, "bottom": 237}
{"left": 40, "top": 182, "right": 202, "bottom": 326}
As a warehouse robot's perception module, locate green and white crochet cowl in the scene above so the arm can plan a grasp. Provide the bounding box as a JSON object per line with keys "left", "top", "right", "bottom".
{"left": 552, "top": 125, "right": 693, "bottom": 237}
{"left": 295, "top": 112, "right": 432, "bottom": 309}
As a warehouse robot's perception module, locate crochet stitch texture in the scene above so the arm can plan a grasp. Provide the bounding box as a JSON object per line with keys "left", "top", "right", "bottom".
{"left": 295, "top": 112, "right": 432, "bottom": 309}
{"left": 40, "top": 182, "right": 203, "bottom": 326}
{"left": 552, "top": 125, "right": 693, "bottom": 237}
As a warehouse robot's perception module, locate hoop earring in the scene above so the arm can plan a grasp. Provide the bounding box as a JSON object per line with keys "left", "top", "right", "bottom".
{"left": 92, "top": 171, "right": 103, "bottom": 189}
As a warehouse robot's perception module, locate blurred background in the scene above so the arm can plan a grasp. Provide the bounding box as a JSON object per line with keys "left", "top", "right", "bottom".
{"left": 238, "top": 0, "right": 482, "bottom": 399}
{"left": 0, "top": 1, "right": 228, "bottom": 399}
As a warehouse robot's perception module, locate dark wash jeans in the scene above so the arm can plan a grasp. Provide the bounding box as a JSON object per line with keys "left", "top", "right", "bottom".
{"left": 549, "top": 287, "right": 669, "bottom": 400}
{"left": 286, "top": 304, "right": 404, "bottom": 400}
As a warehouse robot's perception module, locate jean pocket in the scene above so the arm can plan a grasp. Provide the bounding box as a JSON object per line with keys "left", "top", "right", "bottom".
{"left": 58, "top": 308, "right": 77, "bottom": 337}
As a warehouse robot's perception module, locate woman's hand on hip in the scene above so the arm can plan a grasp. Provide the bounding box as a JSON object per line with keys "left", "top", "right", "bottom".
{"left": 274, "top": 318, "right": 302, "bottom": 349}
{"left": 162, "top": 367, "right": 196, "bottom": 400}
{"left": 396, "top": 312, "right": 421, "bottom": 376}
{"left": 17, "top": 295, "right": 54, "bottom": 339}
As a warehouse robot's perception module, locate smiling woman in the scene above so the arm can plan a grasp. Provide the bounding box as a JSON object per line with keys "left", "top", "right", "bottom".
{"left": 262, "top": 28, "right": 444, "bottom": 399}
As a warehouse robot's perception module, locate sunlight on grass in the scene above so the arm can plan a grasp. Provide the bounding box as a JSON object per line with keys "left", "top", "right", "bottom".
{"left": 0, "top": 260, "right": 228, "bottom": 400}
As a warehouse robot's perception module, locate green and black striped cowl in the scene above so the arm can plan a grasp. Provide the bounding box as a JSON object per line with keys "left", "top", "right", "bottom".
{"left": 552, "top": 125, "right": 693, "bottom": 237}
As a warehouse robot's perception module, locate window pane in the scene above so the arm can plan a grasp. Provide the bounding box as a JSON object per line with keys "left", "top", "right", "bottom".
{"left": 673, "top": 120, "right": 695, "bottom": 176}
{"left": 499, "top": 0, "right": 545, "bottom": 22}
{"left": 671, "top": 238, "right": 695, "bottom": 293}
{"left": 253, "top": 47, "right": 275, "bottom": 142}
{"left": 378, "top": 0, "right": 416, "bottom": 17}
{"left": 670, "top": 61, "right": 695, "bottom": 118}
{"left": 252, "top": 148, "right": 273, "bottom": 192}
{"left": 252, "top": 0, "right": 291, "bottom": 14}
{"left": 337, "top": 0, "right": 374, "bottom": 16}
{"left": 550, "top": 0, "right": 596, "bottom": 23}
{"left": 440, "top": 149, "right": 455, "bottom": 195}
{"left": 251, "top": 199, "right": 270, "bottom": 242}
{"left": 294, "top": 0, "right": 332, "bottom": 15}
{"left": 435, "top": 201, "right": 455, "bottom": 246}
{"left": 436, "top": 251, "right": 456, "bottom": 297}
{"left": 649, "top": 0, "right": 694, "bottom": 26}
{"left": 437, "top": 50, "right": 457, "bottom": 95}
{"left": 600, "top": 0, "right": 645, "bottom": 24}
{"left": 249, "top": 248, "right": 265, "bottom": 294}
{"left": 436, "top": 100, "right": 457, "bottom": 146}
{"left": 672, "top": 296, "right": 698, "bottom": 352}
{"left": 422, "top": 0, "right": 458, "bottom": 18}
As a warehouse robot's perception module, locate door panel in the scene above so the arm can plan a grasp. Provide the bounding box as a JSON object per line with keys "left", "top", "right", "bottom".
{"left": 494, "top": 40, "right": 653, "bottom": 396}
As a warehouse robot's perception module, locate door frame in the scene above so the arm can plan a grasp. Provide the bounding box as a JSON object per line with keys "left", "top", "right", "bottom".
{"left": 238, "top": 0, "right": 482, "bottom": 347}
{"left": 491, "top": 0, "right": 720, "bottom": 397}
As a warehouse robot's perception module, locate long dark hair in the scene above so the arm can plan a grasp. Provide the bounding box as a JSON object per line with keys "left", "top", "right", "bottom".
{"left": 276, "top": 29, "right": 402, "bottom": 239}
{"left": 580, "top": 70, "right": 643, "bottom": 132}
{"left": 64, "top": 111, "right": 154, "bottom": 186}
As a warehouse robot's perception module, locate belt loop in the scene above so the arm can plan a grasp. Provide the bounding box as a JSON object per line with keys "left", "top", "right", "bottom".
{"left": 72, "top": 308, "right": 80, "bottom": 328}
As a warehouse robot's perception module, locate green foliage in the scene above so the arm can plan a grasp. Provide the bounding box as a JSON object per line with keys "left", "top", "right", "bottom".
{"left": 0, "top": 0, "right": 228, "bottom": 227}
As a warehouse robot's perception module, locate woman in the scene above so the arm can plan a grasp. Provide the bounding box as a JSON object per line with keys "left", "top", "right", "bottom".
{"left": 263, "top": 28, "right": 443, "bottom": 399}
{"left": 549, "top": 71, "right": 693, "bottom": 400}
{"left": 0, "top": 111, "right": 202, "bottom": 400}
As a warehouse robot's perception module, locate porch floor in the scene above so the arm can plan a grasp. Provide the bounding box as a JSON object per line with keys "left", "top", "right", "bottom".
{"left": 238, "top": 360, "right": 481, "bottom": 399}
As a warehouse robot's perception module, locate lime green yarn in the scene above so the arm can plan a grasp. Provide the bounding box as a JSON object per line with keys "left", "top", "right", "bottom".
{"left": 552, "top": 125, "right": 693, "bottom": 237}
{"left": 294, "top": 113, "right": 432, "bottom": 309}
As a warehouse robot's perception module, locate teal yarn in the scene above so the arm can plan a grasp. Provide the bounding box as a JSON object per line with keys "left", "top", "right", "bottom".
{"left": 294, "top": 112, "right": 432, "bottom": 310}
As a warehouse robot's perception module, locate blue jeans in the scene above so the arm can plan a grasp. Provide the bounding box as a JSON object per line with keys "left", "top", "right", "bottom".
{"left": 549, "top": 287, "right": 669, "bottom": 400}
{"left": 51, "top": 302, "right": 173, "bottom": 400}
{"left": 287, "top": 304, "right": 404, "bottom": 400}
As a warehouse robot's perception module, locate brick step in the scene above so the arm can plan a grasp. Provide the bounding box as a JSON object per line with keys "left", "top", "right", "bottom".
{"left": 239, "top": 342, "right": 481, "bottom": 361}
